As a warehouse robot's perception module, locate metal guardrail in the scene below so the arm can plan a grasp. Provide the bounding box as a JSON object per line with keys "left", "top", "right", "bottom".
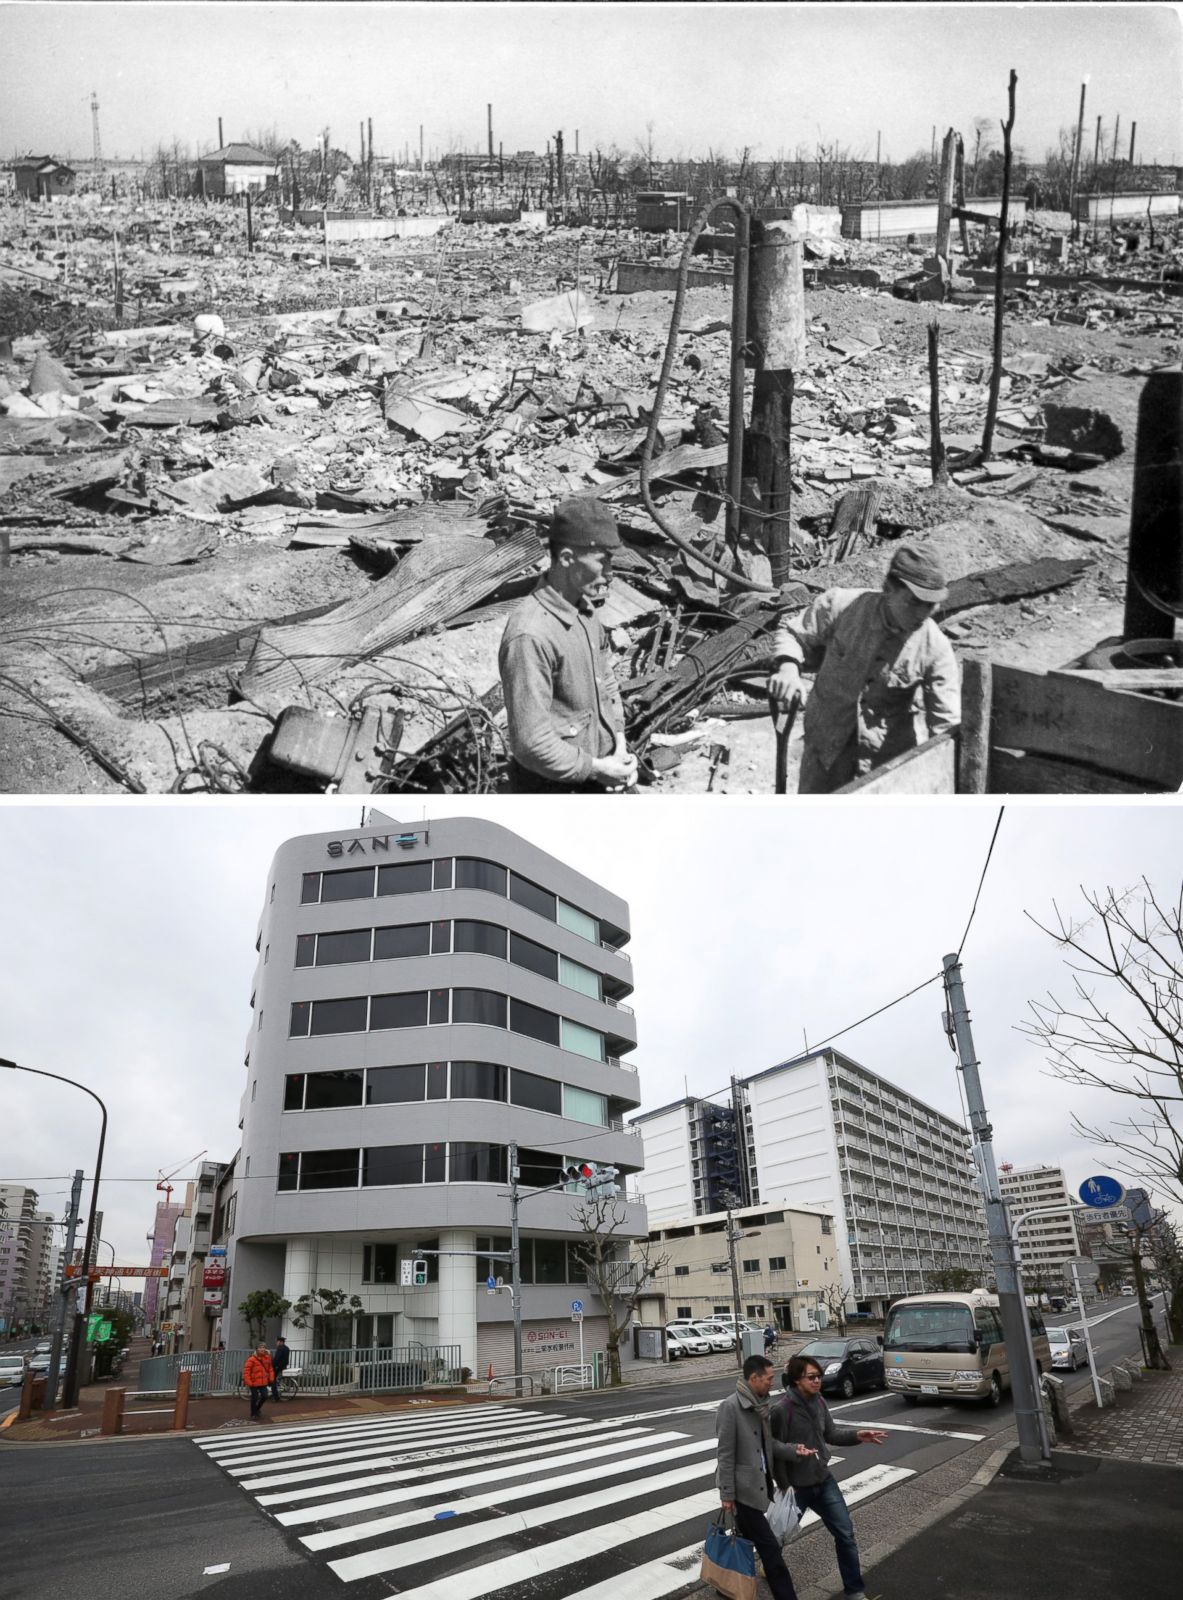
{"left": 553, "top": 1363, "right": 594, "bottom": 1391}
{"left": 140, "top": 1341, "right": 464, "bottom": 1396}
{"left": 486, "top": 1372, "right": 541, "bottom": 1395}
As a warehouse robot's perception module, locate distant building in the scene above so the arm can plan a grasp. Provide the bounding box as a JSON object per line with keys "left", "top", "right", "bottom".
{"left": 197, "top": 143, "right": 277, "bottom": 198}
{"left": 11, "top": 157, "right": 76, "bottom": 200}
{"left": 638, "top": 1200, "right": 842, "bottom": 1333}
{"left": 633, "top": 1048, "right": 991, "bottom": 1317}
{"left": 143, "top": 1197, "right": 183, "bottom": 1329}
{"left": 997, "top": 1163, "right": 1083, "bottom": 1292}
{"left": 636, "top": 191, "right": 693, "bottom": 231}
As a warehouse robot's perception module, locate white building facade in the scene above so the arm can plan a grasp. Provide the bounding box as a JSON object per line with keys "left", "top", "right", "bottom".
{"left": 224, "top": 813, "right": 645, "bottom": 1379}
{"left": 998, "top": 1163, "right": 1085, "bottom": 1292}
{"left": 633, "top": 1049, "right": 990, "bottom": 1316}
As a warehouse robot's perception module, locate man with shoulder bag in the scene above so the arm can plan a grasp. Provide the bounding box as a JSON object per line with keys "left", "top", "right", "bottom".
{"left": 771, "top": 1354, "right": 888, "bottom": 1600}
{"left": 714, "top": 1354, "right": 818, "bottom": 1600}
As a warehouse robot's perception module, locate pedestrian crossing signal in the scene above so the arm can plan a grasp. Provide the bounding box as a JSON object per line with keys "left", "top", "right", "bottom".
{"left": 413, "top": 1259, "right": 428, "bottom": 1286}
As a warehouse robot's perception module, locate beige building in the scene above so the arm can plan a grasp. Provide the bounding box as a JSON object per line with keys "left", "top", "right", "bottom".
{"left": 998, "top": 1163, "right": 1083, "bottom": 1292}
{"left": 635, "top": 1201, "right": 843, "bottom": 1333}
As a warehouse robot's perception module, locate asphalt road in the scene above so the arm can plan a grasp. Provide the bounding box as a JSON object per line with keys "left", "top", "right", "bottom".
{"left": 0, "top": 1296, "right": 1162, "bottom": 1600}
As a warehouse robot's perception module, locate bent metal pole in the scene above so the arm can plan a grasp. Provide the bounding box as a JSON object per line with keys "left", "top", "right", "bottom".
{"left": 941, "top": 956, "right": 1051, "bottom": 1465}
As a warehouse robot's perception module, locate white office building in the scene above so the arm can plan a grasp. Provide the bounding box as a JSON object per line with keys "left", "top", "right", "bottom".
{"left": 998, "top": 1163, "right": 1083, "bottom": 1292}
{"left": 633, "top": 1048, "right": 990, "bottom": 1316}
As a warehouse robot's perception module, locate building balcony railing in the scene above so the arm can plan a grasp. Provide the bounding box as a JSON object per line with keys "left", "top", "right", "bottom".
{"left": 603, "top": 997, "right": 635, "bottom": 1014}
{"left": 607, "top": 1055, "right": 638, "bottom": 1074}
{"left": 602, "top": 942, "right": 631, "bottom": 960}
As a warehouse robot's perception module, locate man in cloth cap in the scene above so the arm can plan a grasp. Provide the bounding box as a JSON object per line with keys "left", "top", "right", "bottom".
{"left": 499, "top": 496, "right": 638, "bottom": 793}
{"left": 767, "top": 543, "right": 961, "bottom": 793}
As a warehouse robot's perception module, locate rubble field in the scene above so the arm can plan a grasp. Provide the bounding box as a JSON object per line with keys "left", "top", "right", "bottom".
{"left": 1, "top": 199, "right": 1179, "bottom": 794}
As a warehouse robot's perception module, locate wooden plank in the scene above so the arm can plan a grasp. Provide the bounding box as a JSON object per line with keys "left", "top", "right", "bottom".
{"left": 990, "top": 748, "right": 1158, "bottom": 795}
{"left": 590, "top": 441, "right": 730, "bottom": 499}
{"left": 958, "top": 658, "right": 992, "bottom": 793}
{"left": 239, "top": 529, "right": 542, "bottom": 710}
{"left": 990, "top": 663, "right": 1183, "bottom": 788}
{"left": 835, "top": 729, "right": 958, "bottom": 794}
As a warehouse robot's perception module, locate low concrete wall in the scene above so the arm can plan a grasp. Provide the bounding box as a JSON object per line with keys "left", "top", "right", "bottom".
{"left": 1075, "top": 190, "right": 1181, "bottom": 226}
{"left": 615, "top": 260, "right": 732, "bottom": 294}
{"left": 291, "top": 211, "right": 452, "bottom": 242}
{"left": 842, "top": 196, "right": 1006, "bottom": 242}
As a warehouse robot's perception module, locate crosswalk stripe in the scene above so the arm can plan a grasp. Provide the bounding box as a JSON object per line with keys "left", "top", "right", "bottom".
{"left": 247, "top": 1418, "right": 658, "bottom": 1497}
{"left": 280, "top": 1432, "right": 706, "bottom": 1529}
{"left": 330, "top": 1485, "right": 723, "bottom": 1592}
{"left": 192, "top": 1399, "right": 499, "bottom": 1450}
{"left": 557, "top": 1462, "right": 918, "bottom": 1600}
{"left": 199, "top": 1405, "right": 551, "bottom": 1462}
{"left": 213, "top": 1410, "right": 579, "bottom": 1475}
{"left": 327, "top": 1459, "right": 719, "bottom": 1583}
{"left": 298, "top": 1435, "right": 716, "bottom": 1548}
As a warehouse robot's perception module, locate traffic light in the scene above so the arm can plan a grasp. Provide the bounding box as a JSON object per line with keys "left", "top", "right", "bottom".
{"left": 413, "top": 1258, "right": 428, "bottom": 1286}
{"left": 563, "top": 1162, "right": 595, "bottom": 1188}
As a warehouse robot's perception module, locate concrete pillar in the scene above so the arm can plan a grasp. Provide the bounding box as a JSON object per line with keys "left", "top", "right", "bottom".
{"left": 282, "top": 1237, "right": 318, "bottom": 1354}
{"left": 436, "top": 1228, "right": 478, "bottom": 1376}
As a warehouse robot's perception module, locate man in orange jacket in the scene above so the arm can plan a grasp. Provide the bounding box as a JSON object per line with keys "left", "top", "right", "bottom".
{"left": 243, "top": 1344, "right": 275, "bottom": 1421}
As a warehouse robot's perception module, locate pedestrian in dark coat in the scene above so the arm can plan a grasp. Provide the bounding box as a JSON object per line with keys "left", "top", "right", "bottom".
{"left": 271, "top": 1334, "right": 290, "bottom": 1400}
{"left": 771, "top": 1354, "right": 888, "bottom": 1600}
{"left": 716, "top": 1354, "right": 817, "bottom": 1600}
{"left": 243, "top": 1345, "right": 274, "bottom": 1420}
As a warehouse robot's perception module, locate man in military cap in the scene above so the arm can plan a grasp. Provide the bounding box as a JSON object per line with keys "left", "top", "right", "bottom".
{"left": 499, "top": 496, "right": 637, "bottom": 793}
{"left": 767, "top": 543, "right": 961, "bottom": 793}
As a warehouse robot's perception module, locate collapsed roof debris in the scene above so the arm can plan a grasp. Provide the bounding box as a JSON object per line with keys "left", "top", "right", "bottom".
{"left": 1, "top": 186, "right": 1180, "bottom": 794}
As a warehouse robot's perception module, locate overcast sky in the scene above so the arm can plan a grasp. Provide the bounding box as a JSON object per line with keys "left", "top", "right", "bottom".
{"left": 2, "top": 798, "right": 1179, "bottom": 1285}
{"left": 2, "top": 3, "right": 1180, "bottom": 167}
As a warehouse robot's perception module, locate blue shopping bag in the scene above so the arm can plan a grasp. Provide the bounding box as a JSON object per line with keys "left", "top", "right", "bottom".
{"left": 700, "top": 1510, "right": 758, "bottom": 1600}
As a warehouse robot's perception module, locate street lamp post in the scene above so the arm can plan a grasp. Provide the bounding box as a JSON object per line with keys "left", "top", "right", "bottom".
{"left": 0, "top": 1058, "right": 107, "bottom": 1407}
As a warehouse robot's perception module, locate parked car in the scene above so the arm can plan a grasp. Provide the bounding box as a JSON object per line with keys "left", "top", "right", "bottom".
{"left": 0, "top": 1354, "right": 27, "bottom": 1387}
{"left": 689, "top": 1322, "right": 735, "bottom": 1352}
{"left": 1047, "top": 1328, "right": 1088, "bottom": 1370}
{"left": 797, "top": 1336, "right": 886, "bottom": 1399}
{"left": 666, "top": 1326, "right": 711, "bottom": 1359}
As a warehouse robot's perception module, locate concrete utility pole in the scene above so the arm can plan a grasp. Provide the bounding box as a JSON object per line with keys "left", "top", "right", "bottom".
{"left": 508, "top": 1140, "right": 525, "bottom": 1396}
{"left": 218, "top": 117, "right": 224, "bottom": 150}
{"left": 43, "top": 1170, "right": 82, "bottom": 1411}
{"left": 487, "top": 103, "right": 494, "bottom": 161}
{"left": 1129, "top": 122, "right": 1137, "bottom": 166}
{"left": 942, "top": 953, "right": 1051, "bottom": 1465}
{"left": 723, "top": 1195, "right": 745, "bottom": 1367}
{"left": 1068, "top": 78, "right": 1088, "bottom": 239}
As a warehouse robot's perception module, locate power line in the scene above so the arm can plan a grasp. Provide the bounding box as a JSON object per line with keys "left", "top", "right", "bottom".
{"left": 956, "top": 806, "right": 1005, "bottom": 958}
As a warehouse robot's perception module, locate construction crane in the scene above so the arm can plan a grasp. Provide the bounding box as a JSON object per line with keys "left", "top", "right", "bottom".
{"left": 156, "top": 1150, "right": 207, "bottom": 1206}
{"left": 91, "top": 91, "right": 103, "bottom": 170}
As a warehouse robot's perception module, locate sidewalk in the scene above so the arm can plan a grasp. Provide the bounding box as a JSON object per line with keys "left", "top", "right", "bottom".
{"left": 775, "top": 1354, "right": 1183, "bottom": 1600}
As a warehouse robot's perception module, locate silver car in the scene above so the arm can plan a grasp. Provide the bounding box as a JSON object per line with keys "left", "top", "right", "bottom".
{"left": 690, "top": 1322, "right": 736, "bottom": 1352}
{"left": 666, "top": 1326, "right": 711, "bottom": 1358}
{"left": 1048, "top": 1328, "right": 1088, "bottom": 1370}
{"left": 0, "top": 1354, "right": 27, "bottom": 1386}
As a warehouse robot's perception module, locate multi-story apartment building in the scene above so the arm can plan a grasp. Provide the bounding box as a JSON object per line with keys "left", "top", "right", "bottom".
{"left": 997, "top": 1163, "right": 1083, "bottom": 1293}
{"left": 143, "top": 1197, "right": 183, "bottom": 1330}
{"left": 639, "top": 1202, "right": 843, "bottom": 1332}
{"left": 633, "top": 1048, "right": 991, "bottom": 1317}
{"left": 224, "top": 812, "right": 645, "bottom": 1378}
{"left": 0, "top": 1185, "right": 60, "bottom": 1333}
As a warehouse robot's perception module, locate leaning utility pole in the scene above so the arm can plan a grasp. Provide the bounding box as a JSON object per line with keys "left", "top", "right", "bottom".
{"left": 943, "top": 953, "right": 1051, "bottom": 1465}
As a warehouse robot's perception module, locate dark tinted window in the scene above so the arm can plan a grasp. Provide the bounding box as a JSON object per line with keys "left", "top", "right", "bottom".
{"left": 370, "top": 991, "right": 429, "bottom": 1031}
{"left": 534, "top": 1238, "right": 567, "bottom": 1284}
{"left": 278, "top": 1152, "right": 299, "bottom": 1190}
{"left": 455, "top": 920, "right": 508, "bottom": 959}
{"left": 309, "top": 997, "right": 368, "bottom": 1036}
{"left": 316, "top": 929, "right": 372, "bottom": 966}
{"left": 450, "top": 1143, "right": 507, "bottom": 1184}
{"left": 451, "top": 1061, "right": 508, "bottom": 1101}
{"left": 510, "top": 1068, "right": 562, "bottom": 1114}
{"left": 433, "top": 858, "right": 454, "bottom": 890}
{"left": 367, "top": 1064, "right": 425, "bottom": 1104}
{"left": 518, "top": 1147, "right": 563, "bottom": 1188}
{"left": 567, "top": 1243, "right": 588, "bottom": 1282}
{"left": 289, "top": 1002, "right": 311, "bottom": 1038}
{"left": 374, "top": 923, "right": 430, "bottom": 960}
{"left": 377, "top": 861, "right": 432, "bottom": 897}
{"left": 455, "top": 858, "right": 507, "bottom": 896}
{"left": 284, "top": 1075, "right": 305, "bottom": 1111}
{"left": 362, "top": 1145, "right": 423, "bottom": 1186}
{"left": 300, "top": 1149, "right": 359, "bottom": 1189}
{"left": 300, "top": 873, "right": 320, "bottom": 904}
{"left": 321, "top": 867, "right": 375, "bottom": 902}
{"left": 509, "top": 997, "right": 560, "bottom": 1046}
{"left": 510, "top": 872, "right": 556, "bottom": 921}
{"left": 429, "top": 988, "right": 450, "bottom": 1025}
{"left": 424, "top": 1141, "right": 446, "bottom": 1183}
{"left": 509, "top": 932, "right": 558, "bottom": 980}
{"left": 304, "top": 1070, "right": 364, "bottom": 1110}
{"left": 452, "top": 989, "right": 507, "bottom": 1028}
{"left": 363, "top": 1243, "right": 400, "bottom": 1283}
{"left": 295, "top": 934, "right": 316, "bottom": 968}
{"left": 426, "top": 1061, "right": 448, "bottom": 1099}
{"left": 430, "top": 920, "right": 451, "bottom": 954}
